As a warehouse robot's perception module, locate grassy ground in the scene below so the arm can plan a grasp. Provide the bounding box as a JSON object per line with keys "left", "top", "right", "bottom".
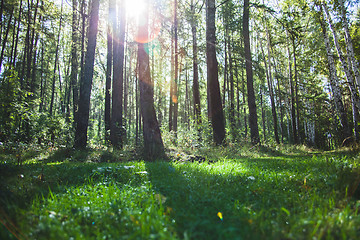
{"left": 0, "top": 144, "right": 360, "bottom": 239}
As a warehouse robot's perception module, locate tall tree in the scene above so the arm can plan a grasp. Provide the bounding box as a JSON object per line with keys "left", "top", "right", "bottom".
{"left": 317, "top": 4, "right": 351, "bottom": 141}
{"left": 243, "top": 0, "right": 259, "bottom": 144}
{"left": 49, "top": 0, "right": 64, "bottom": 115}
{"left": 206, "top": 0, "right": 226, "bottom": 145}
{"left": 70, "top": 0, "right": 79, "bottom": 126}
{"left": 74, "top": 0, "right": 100, "bottom": 148}
{"left": 137, "top": 0, "right": 165, "bottom": 160}
{"left": 110, "top": 0, "right": 126, "bottom": 148}
{"left": 190, "top": 0, "right": 202, "bottom": 130}
{"left": 104, "top": 0, "right": 114, "bottom": 143}
{"left": 173, "top": 0, "right": 179, "bottom": 136}
{"left": 323, "top": 2, "right": 360, "bottom": 140}
{"left": 338, "top": 0, "right": 360, "bottom": 92}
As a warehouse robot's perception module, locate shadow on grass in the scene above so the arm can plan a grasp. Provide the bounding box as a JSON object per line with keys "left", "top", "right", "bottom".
{"left": 145, "top": 150, "right": 360, "bottom": 239}
{"left": 0, "top": 148, "right": 139, "bottom": 239}
{"left": 145, "top": 161, "right": 264, "bottom": 240}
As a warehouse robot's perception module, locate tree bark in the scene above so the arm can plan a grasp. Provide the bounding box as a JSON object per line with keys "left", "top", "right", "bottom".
{"left": 0, "top": 7, "right": 13, "bottom": 72}
{"left": 49, "top": 0, "right": 63, "bottom": 115}
{"left": 169, "top": 27, "right": 174, "bottom": 132}
{"left": 190, "top": 1, "right": 202, "bottom": 129}
{"left": 137, "top": 0, "right": 165, "bottom": 160}
{"left": 228, "top": 34, "right": 236, "bottom": 140}
{"left": 206, "top": 0, "right": 226, "bottom": 145}
{"left": 338, "top": 0, "right": 360, "bottom": 93}
{"left": 71, "top": 0, "right": 79, "bottom": 128}
{"left": 74, "top": 0, "right": 100, "bottom": 148}
{"left": 110, "top": 0, "right": 126, "bottom": 148}
{"left": 259, "top": 27, "right": 279, "bottom": 144}
{"left": 287, "top": 38, "right": 298, "bottom": 144}
{"left": 243, "top": 0, "right": 259, "bottom": 144}
{"left": 173, "top": 0, "right": 178, "bottom": 137}
{"left": 11, "top": 0, "right": 22, "bottom": 67}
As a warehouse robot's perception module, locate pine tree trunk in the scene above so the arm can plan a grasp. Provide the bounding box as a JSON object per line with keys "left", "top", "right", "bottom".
{"left": 137, "top": 0, "right": 165, "bottom": 160}
{"left": 111, "top": 0, "right": 126, "bottom": 148}
{"left": 206, "top": 0, "right": 226, "bottom": 145}
{"left": 79, "top": 0, "right": 87, "bottom": 83}
{"left": 190, "top": 1, "right": 202, "bottom": 129}
{"left": 71, "top": 0, "right": 79, "bottom": 128}
{"left": 173, "top": 0, "right": 178, "bottom": 137}
{"left": 169, "top": 27, "right": 174, "bottom": 132}
{"left": 228, "top": 34, "right": 236, "bottom": 140}
{"left": 104, "top": 0, "right": 114, "bottom": 143}
{"left": 243, "top": 0, "right": 259, "bottom": 144}
{"left": 74, "top": 0, "right": 100, "bottom": 148}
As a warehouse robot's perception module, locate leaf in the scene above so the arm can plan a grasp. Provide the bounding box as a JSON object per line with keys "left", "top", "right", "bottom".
{"left": 281, "top": 207, "right": 290, "bottom": 216}
{"left": 217, "top": 212, "right": 223, "bottom": 221}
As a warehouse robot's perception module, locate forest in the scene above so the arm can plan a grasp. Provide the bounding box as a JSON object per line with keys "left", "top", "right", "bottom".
{"left": 1, "top": 0, "right": 360, "bottom": 239}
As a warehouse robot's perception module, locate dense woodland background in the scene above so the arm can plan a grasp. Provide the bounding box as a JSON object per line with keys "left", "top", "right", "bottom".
{"left": 0, "top": 0, "right": 360, "bottom": 156}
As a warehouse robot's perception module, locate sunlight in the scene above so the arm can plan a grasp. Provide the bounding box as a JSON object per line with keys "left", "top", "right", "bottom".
{"left": 126, "top": 0, "right": 146, "bottom": 19}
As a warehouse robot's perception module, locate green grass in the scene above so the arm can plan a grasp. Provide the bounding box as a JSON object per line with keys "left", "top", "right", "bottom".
{"left": 1, "top": 145, "right": 360, "bottom": 239}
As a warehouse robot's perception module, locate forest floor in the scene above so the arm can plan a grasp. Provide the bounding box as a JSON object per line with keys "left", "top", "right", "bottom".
{"left": 0, "top": 143, "right": 360, "bottom": 239}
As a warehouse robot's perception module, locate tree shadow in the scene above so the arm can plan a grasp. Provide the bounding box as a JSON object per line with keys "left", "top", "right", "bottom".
{"left": 145, "top": 161, "right": 265, "bottom": 239}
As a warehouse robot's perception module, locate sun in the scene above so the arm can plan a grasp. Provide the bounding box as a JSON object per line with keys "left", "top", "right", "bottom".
{"left": 125, "top": 0, "right": 146, "bottom": 19}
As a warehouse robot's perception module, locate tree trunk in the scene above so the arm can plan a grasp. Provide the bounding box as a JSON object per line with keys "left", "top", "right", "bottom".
{"left": 49, "top": 0, "right": 63, "bottom": 115}
{"left": 137, "top": 0, "right": 165, "bottom": 160}
{"left": 260, "top": 28, "right": 280, "bottom": 144}
{"left": 206, "top": 0, "right": 226, "bottom": 145}
{"left": 338, "top": 0, "right": 360, "bottom": 93}
{"left": 173, "top": 0, "right": 178, "bottom": 137}
{"left": 243, "top": 0, "right": 259, "bottom": 144}
{"left": 323, "top": 3, "right": 360, "bottom": 140}
{"left": 74, "top": 0, "right": 100, "bottom": 148}
{"left": 190, "top": 1, "right": 202, "bottom": 129}
{"left": 11, "top": 0, "right": 22, "bottom": 67}
{"left": 287, "top": 38, "right": 298, "bottom": 144}
{"left": 228, "top": 34, "right": 236, "bottom": 140}
{"left": 110, "top": 0, "right": 126, "bottom": 148}
{"left": 104, "top": 0, "right": 114, "bottom": 143}
{"left": 0, "top": 8, "right": 13, "bottom": 72}
{"left": 71, "top": 0, "right": 79, "bottom": 128}
{"left": 318, "top": 6, "right": 351, "bottom": 141}
{"left": 169, "top": 27, "right": 174, "bottom": 132}
{"left": 79, "top": 0, "right": 87, "bottom": 84}
{"left": 123, "top": 30, "right": 129, "bottom": 143}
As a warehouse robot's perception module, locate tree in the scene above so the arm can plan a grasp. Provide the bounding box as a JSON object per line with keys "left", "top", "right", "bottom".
{"left": 74, "top": 0, "right": 100, "bottom": 148}
{"left": 111, "top": 0, "right": 126, "bottom": 148}
{"left": 323, "top": 2, "right": 360, "bottom": 140}
{"left": 190, "top": 0, "right": 202, "bottom": 130}
{"left": 206, "top": 0, "right": 226, "bottom": 145}
{"left": 137, "top": 0, "right": 165, "bottom": 160}
{"left": 317, "top": 3, "right": 351, "bottom": 141}
{"left": 70, "top": 0, "right": 79, "bottom": 126}
{"left": 243, "top": 0, "right": 259, "bottom": 144}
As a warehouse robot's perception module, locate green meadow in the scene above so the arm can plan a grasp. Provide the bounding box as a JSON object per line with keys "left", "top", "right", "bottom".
{"left": 1, "top": 145, "right": 359, "bottom": 239}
